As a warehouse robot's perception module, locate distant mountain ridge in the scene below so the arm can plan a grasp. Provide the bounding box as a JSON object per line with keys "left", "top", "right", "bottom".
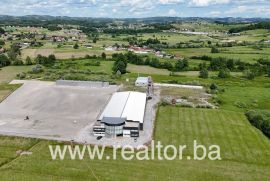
{"left": 0, "top": 15, "right": 269, "bottom": 24}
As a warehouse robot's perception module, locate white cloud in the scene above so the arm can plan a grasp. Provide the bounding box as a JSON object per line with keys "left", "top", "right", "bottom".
{"left": 159, "top": 0, "right": 183, "bottom": 4}
{"left": 190, "top": 0, "right": 230, "bottom": 7}
{"left": 225, "top": 6, "right": 248, "bottom": 14}
{"left": 0, "top": 0, "right": 269, "bottom": 18}
{"left": 226, "top": 5, "right": 270, "bottom": 16}
{"left": 168, "top": 9, "right": 178, "bottom": 16}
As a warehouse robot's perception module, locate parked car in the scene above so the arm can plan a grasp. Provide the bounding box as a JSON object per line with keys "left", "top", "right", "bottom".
{"left": 97, "top": 136, "right": 103, "bottom": 140}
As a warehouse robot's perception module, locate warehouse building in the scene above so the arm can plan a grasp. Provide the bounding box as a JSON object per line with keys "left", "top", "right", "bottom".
{"left": 93, "top": 91, "right": 147, "bottom": 138}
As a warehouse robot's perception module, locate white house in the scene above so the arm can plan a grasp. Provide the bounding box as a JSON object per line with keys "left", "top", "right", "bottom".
{"left": 135, "top": 77, "right": 149, "bottom": 87}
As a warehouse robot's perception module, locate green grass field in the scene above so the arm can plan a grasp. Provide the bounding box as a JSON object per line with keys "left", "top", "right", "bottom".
{"left": 0, "top": 107, "right": 269, "bottom": 180}
{"left": 167, "top": 46, "right": 270, "bottom": 63}
{"left": 0, "top": 66, "right": 33, "bottom": 83}
{"left": 0, "top": 66, "right": 33, "bottom": 102}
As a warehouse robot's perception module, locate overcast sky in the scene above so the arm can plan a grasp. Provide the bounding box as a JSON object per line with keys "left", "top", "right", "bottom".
{"left": 0, "top": 0, "right": 269, "bottom": 18}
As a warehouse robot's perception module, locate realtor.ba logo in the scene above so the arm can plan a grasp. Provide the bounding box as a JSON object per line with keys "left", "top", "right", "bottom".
{"left": 49, "top": 140, "right": 221, "bottom": 161}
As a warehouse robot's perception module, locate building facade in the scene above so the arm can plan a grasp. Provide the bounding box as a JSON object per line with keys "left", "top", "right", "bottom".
{"left": 93, "top": 91, "right": 146, "bottom": 138}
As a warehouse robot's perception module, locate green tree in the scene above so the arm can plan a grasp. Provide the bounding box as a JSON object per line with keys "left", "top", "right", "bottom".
{"left": 73, "top": 43, "right": 79, "bottom": 49}
{"left": 93, "top": 37, "right": 97, "bottom": 43}
{"left": 226, "top": 59, "right": 235, "bottom": 70}
{"left": 101, "top": 52, "right": 106, "bottom": 59}
{"left": 175, "top": 59, "right": 189, "bottom": 71}
{"left": 199, "top": 68, "right": 209, "bottom": 79}
{"left": 267, "top": 67, "right": 270, "bottom": 77}
{"left": 199, "top": 62, "right": 207, "bottom": 70}
{"left": 0, "top": 27, "right": 5, "bottom": 34}
{"left": 149, "top": 58, "right": 160, "bottom": 68}
{"left": 25, "top": 56, "right": 32, "bottom": 65}
{"left": 0, "top": 40, "right": 5, "bottom": 46}
{"left": 12, "top": 59, "right": 24, "bottom": 66}
{"left": 7, "top": 43, "right": 21, "bottom": 63}
{"left": 211, "top": 47, "right": 220, "bottom": 53}
{"left": 0, "top": 54, "right": 10, "bottom": 67}
{"left": 112, "top": 60, "right": 127, "bottom": 74}
{"left": 48, "top": 54, "right": 56, "bottom": 64}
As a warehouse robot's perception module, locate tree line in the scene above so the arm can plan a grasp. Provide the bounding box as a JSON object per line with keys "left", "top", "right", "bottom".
{"left": 111, "top": 52, "right": 189, "bottom": 74}
{"left": 229, "top": 22, "right": 270, "bottom": 33}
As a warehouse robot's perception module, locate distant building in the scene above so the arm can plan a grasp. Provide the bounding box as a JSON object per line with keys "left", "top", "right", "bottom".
{"left": 128, "top": 46, "right": 152, "bottom": 54}
{"left": 105, "top": 46, "right": 116, "bottom": 51}
{"left": 85, "top": 44, "right": 93, "bottom": 49}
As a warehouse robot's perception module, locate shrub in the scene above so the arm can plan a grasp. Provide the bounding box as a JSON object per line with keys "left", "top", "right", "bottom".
{"left": 31, "top": 64, "right": 44, "bottom": 74}
{"left": 159, "top": 100, "right": 170, "bottom": 106}
{"left": 243, "top": 69, "right": 256, "bottom": 80}
{"left": 199, "top": 68, "right": 208, "bottom": 79}
{"left": 210, "top": 83, "right": 218, "bottom": 90}
{"left": 17, "top": 72, "right": 26, "bottom": 79}
{"left": 245, "top": 110, "right": 270, "bottom": 138}
{"left": 84, "top": 61, "right": 100, "bottom": 66}
{"left": 218, "top": 68, "right": 230, "bottom": 78}
{"left": 234, "top": 101, "right": 247, "bottom": 108}
{"left": 12, "top": 59, "right": 24, "bottom": 66}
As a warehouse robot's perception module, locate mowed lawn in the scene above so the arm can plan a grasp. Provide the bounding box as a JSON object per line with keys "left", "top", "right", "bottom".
{"left": 0, "top": 66, "right": 32, "bottom": 103}
{"left": 0, "top": 107, "right": 269, "bottom": 180}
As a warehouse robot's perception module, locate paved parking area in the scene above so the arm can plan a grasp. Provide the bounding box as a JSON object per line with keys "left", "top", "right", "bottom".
{"left": 0, "top": 80, "right": 118, "bottom": 141}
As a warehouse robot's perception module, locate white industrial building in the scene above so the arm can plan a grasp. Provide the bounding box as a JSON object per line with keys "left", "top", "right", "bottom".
{"left": 93, "top": 91, "right": 147, "bottom": 138}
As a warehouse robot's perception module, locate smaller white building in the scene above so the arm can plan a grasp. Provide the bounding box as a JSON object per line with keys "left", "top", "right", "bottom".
{"left": 135, "top": 77, "right": 149, "bottom": 87}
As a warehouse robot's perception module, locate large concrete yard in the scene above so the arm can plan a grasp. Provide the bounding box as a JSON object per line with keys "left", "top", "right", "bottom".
{"left": 0, "top": 80, "right": 160, "bottom": 148}
{"left": 0, "top": 80, "right": 118, "bottom": 141}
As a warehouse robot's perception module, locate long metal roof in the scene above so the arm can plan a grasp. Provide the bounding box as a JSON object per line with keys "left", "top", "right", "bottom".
{"left": 98, "top": 91, "right": 146, "bottom": 124}
{"left": 121, "top": 92, "right": 146, "bottom": 123}
{"left": 98, "top": 92, "right": 129, "bottom": 120}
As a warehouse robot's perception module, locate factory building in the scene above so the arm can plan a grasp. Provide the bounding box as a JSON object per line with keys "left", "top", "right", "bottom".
{"left": 93, "top": 91, "right": 147, "bottom": 138}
